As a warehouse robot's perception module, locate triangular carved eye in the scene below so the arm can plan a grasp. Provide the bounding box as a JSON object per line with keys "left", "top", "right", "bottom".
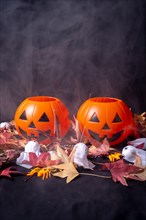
{"left": 20, "top": 111, "right": 27, "bottom": 120}
{"left": 113, "top": 113, "right": 122, "bottom": 123}
{"left": 28, "top": 121, "right": 36, "bottom": 128}
{"left": 38, "top": 113, "right": 50, "bottom": 122}
{"left": 90, "top": 112, "right": 100, "bottom": 122}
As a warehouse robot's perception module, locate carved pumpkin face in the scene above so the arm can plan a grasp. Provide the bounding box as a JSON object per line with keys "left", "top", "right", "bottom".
{"left": 14, "top": 96, "right": 70, "bottom": 144}
{"left": 77, "top": 97, "right": 136, "bottom": 146}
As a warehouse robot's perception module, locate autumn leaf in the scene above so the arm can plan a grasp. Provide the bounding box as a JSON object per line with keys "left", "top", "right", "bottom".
{"left": 88, "top": 138, "right": 110, "bottom": 157}
{"left": 0, "top": 125, "right": 26, "bottom": 149}
{"left": 53, "top": 146, "right": 79, "bottom": 183}
{"left": 108, "top": 152, "right": 122, "bottom": 162}
{"left": 130, "top": 167, "right": 146, "bottom": 181}
{"left": 22, "top": 152, "right": 61, "bottom": 168}
{"left": 0, "top": 132, "right": 13, "bottom": 144}
{"left": 70, "top": 115, "right": 81, "bottom": 143}
{"left": 134, "top": 112, "right": 146, "bottom": 137}
{"left": 53, "top": 162, "right": 79, "bottom": 183}
{"left": 129, "top": 154, "right": 146, "bottom": 181}
{"left": 0, "top": 144, "right": 20, "bottom": 165}
{"left": 26, "top": 167, "right": 55, "bottom": 180}
{"left": 0, "top": 167, "right": 24, "bottom": 178}
{"left": 56, "top": 144, "right": 70, "bottom": 164}
{"left": 103, "top": 159, "right": 144, "bottom": 186}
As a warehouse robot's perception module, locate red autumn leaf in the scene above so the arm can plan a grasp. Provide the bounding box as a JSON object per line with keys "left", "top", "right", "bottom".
{"left": 0, "top": 167, "right": 24, "bottom": 178}
{"left": 22, "top": 152, "right": 61, "bottom": 168}
{"left": 5, "top": 149, "right": 17, "bottom": 159}
{"left": 88, "top": 138, "right": 110, "bottom": 157}
{"left": 0, "top": 144, "right": 20, "bottom": 165}
{"left": 103, "top": 159, "right": 144, "bottom": 186}
{"left": 22, "top": 152, "right": 49, "bottom": 167}
{"left": 0, "top": 132, "right": 13, "bottom": 144}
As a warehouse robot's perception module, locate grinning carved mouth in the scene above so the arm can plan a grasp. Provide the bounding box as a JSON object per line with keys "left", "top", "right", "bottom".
{"left": 88, "top": 129, "right": 124, "bottom": 142}
{"left": 18, "top": 127, "right": 51, "bottom": 142}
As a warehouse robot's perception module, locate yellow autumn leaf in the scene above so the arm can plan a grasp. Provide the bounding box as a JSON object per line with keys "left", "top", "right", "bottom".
{"left": 53, "top": 146, "right": 79, "bottom": 183}
{"left": 53, "top": 162, "right": 79, "bottom": 183}
{"left": 131, "top": 154, "right": 146, "bottom": 181}
{"left": 108, "top": 152, "right": 122, "bottom": 162}
{"left": 131, "top": 167, "right": 146, "bottom": 181}
{"left": 56, "top": 145, "right": 70, "bottom": 164}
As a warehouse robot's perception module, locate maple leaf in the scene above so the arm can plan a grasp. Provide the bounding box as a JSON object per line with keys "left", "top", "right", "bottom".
{"left": 134, "top": 112, "right": 146, "bottom": 137}
{"left": 128, "top": 154, "right": 146, "bottom": 181}
{"left": 108, "top": 152, "right": 122, "bottom": 162}
{"left": 130, "top": 167, "right": 146, "bottom": 181}
{"left": 0, "top": 167, "right": 24, "bottom": 178}
{"left": 22, "top": 152, "right": 61, "bottom": 168}
{"left": 0, "top": 144, "right": 20, "bottom": 166}
{"left": 26, "top": 167, "right": 55, "bottom": 180}
{"left": 53, "top": 146, "right": 79, "bottom": 183}
{"left": 0, "top": 124, "right": 27, "bottom": 149}
{"left": 70, "top": 115, "right": 81, "bottom": 143}
{"left": 0, "top": 132, "right": 13, "bottom": 144}
{"left": 103, "top": 159, "right": 144, "bottom": 186}
{"left": 88, "top": 138, "right": 110, "bottom": 157}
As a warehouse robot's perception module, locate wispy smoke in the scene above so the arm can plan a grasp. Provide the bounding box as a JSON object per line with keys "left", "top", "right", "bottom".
{"left": 0, "top": 0, "right": 145, "bottom": 121}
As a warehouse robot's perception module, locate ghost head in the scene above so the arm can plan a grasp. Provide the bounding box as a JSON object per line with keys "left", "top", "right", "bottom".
{"left": 122, "top": 145, "right": 136, "bottom": 163}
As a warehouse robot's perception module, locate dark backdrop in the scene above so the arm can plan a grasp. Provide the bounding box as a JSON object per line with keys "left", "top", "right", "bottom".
{"left": 0, "top": 0, "right": 146, "bottom": 122}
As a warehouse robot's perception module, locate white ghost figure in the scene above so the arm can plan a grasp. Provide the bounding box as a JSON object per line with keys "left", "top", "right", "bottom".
{"left": 122, "top": 145, "right": 146, "bottom": 166}
{"left": 0, "top": 122, "right": 10, "bottom": 129}
{"left": 128, "top": 138, "right": 146, "bottom": 149}
{"left": 16, "top": 141, "right": 41, "bottom": 169}
{"left": 73, "top": 143, "right": 95, "bottom": 170}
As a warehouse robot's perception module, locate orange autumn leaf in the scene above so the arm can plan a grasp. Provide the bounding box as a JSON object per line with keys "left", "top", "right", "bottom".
{"left": 26, "top": 167, "right": 54, "bottom": 180}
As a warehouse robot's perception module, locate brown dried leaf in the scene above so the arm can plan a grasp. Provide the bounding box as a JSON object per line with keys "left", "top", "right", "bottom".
{"left": 134, "top": 112, "right": 146, "bottom": 137}
{"left": 130, "top": 167, "right": 146, "bottom": 181}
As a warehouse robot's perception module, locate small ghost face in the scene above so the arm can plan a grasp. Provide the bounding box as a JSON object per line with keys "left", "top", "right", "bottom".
{"left": 14, "top": 96, "right": 70, "bottom": 144}
{"left": 77, "top": 97, "right": 136, "bottom": 146}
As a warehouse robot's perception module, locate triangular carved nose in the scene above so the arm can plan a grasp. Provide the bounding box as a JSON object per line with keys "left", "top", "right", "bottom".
{"left": 28, "top": 121, "right": 36, "bottom": 128}
{"left": 102, "top": 123, "right": 110, "bottom": 130}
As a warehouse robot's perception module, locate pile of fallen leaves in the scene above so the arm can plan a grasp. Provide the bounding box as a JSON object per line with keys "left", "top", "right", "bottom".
{"left": 0, "top": 122, "right": 26, "bottom": 165}
{"left": 134, "top": 112, "right": 146, "bottom": 137}
{"left": 0, "top": 115, "right": 146, "bottom": 186}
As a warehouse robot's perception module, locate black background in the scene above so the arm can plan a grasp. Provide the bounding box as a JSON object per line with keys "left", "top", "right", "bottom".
{"left": 0, "top": 0, "right": 146, "bottom": 122}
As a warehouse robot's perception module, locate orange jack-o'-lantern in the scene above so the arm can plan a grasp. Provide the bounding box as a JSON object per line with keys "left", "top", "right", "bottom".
{"left": 14, "top": 96, "right": 70, "bottom": 144}
{"left": 77, "top": 97, "right": 136, "bottom": 146}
